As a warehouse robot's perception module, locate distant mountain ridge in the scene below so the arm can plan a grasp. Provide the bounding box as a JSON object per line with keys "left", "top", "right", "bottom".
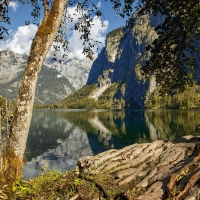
{"left": 0, "top": 51, "right": 93, "bottom": 104}
{"left": 1, "top": 11, "right": 200, "bottom": 108}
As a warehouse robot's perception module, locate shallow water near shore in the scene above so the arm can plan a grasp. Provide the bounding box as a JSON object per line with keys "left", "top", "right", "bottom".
{"left": 22, "top": 109, "right": 200, "bottom": 180}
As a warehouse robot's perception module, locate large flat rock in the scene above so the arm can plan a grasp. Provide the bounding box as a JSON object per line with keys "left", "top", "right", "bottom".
{"left": 76, "top": 135, "right": 200, "bottom": 199}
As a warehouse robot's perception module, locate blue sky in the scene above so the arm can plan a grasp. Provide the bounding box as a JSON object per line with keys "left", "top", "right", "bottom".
{"left": 1, "top": 0, "right": 138, "bottom": 59}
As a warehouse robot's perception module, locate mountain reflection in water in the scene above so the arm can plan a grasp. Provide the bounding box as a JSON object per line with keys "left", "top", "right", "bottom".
{"left": 23, "top": 109, "right": 200, "bottom": 180}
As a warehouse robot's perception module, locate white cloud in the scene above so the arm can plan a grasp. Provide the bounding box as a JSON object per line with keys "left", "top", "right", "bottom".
{"left": 47, "top": 6, "right": 108, "bottom": 61}
{"left": 0, "top": 24, "right": 38, "bottom": 54}
{"left": 67, "top": 16, "right": 109, "bottom": 60}
{"left": 9, "top": 2, "right": 19, "bottom": 12}
{"left": 0, "top": 7, "right": 108, "bottom": 61}
{"left": 96, "top": 1, "right": 101, "bottom": 8}
{"left": 90, "top": 16, "right": 108, "bottom": 43}
{"left": 65, "top": 6, "right": 88, "bottom": 32}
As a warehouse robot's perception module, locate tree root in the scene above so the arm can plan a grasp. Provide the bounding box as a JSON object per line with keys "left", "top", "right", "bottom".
{"left": 167, "top": 155, "right": 200, "bottom": 200}
{"left": 79, "top": 173, "right": 127, "bottom": 199}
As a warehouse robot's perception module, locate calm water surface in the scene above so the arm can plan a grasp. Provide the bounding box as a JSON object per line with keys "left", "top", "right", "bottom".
{"left": 22, "top": 109, "right": 200, "bottom": 179}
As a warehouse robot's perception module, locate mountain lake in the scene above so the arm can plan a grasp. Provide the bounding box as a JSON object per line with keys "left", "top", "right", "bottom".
{"left": 22, "top": 109, "right": 200, "bottom": 180}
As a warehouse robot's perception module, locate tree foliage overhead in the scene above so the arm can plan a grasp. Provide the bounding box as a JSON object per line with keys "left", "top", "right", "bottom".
{"left": 136, "top": 0, "right": 200, "bottom": 94}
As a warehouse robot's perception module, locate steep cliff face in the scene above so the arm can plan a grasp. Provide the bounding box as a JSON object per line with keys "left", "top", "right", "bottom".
{"left": 106, "top": 27, "right": 125, "bottom": 63}
{"left": 87, "top": 14, "right": 159, "bottom": 108}
{"left": 62, "top": 12, "right": 200, "bottom": 109}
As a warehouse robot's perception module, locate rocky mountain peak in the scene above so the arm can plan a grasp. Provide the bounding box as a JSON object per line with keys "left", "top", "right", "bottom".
{"left": 105, "top": 27, "right": 125, "bottom": 63}
{"left": 0, "top": 51, "right": 93, "bottom": 104}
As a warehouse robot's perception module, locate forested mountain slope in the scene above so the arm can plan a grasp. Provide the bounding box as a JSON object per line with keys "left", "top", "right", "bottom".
{"left": 60, "top": 12, "right": 200, "bottom": 109}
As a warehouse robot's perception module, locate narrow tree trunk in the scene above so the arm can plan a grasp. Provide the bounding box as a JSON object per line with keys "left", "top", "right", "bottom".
{"left": 0, "top": 107, "right": 2, "bottom": 172}
{"left": 2, "top": 0, "right": 68, "bottom": 182}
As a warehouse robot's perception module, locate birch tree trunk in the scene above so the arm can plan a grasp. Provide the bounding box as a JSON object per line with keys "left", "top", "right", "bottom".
{"left": 2, "top": 0, "right": 68, "bottom": 182}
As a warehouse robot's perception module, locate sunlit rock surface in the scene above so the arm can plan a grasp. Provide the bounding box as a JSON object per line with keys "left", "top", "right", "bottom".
{"left": 77, "top": 136, "right": 200, "bottom": 199}
{"left": 86, "top": 13, "right": 160, "bottom": 108}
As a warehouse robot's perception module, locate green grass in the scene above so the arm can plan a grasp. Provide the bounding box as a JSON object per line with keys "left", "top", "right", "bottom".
{"left": 58, "top": 83, "right": 98, "bottom": 108}
{"left": 11, "top": 170, "right": 78, "bottom": 199}
{"left": 4, "top": 170, "right": 130, "bottom": 200}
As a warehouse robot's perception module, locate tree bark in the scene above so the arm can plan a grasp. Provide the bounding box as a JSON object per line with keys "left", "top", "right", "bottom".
{"left": 0, "top": 107, "right": 2, "bottom": 172}
{"left": 2, "top": 0, "right": 68, "bottom": 182}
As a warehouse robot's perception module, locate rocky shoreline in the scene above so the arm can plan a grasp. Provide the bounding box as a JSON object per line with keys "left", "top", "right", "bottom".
{"left": 74, "top": 135, "right": 200, "bottom": 199}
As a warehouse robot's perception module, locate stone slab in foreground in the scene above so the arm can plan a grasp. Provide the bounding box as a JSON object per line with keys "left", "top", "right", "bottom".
{"left": 76, "top": 135, "right": 200, "bottom": 199}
